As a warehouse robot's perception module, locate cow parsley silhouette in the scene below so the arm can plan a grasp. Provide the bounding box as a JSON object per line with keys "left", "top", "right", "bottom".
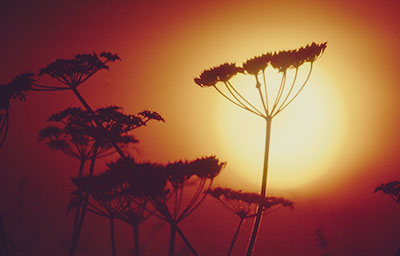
{"left": 195, "top": 42, "right": 326, "bottom": 255}
{"left": 207, "top": 187, "right": 293, "bottom": 256}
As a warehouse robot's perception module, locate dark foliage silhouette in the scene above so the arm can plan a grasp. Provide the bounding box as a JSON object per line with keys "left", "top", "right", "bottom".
{"left": 194, "top": 42, "right": 326, "bottom": 255}
{"left": 70, "top": 157, "right": 166, "bottom": 256}
{"left": 207, "top": 187, "right": 293, "bottom": 256}
{"left": 70, "top": 156, "right": 225, "bottom": 256}
{"left": 39, "top": 106, "right": 163, "bottom": 256}
{"left": 154, "top": 156, "right": 226, "bottom": 256}
{"left": 374, "top": 181, "right": 400, "bottom": 204}
{"left": 0, "top": 73, "right": 34, "bottom": 147}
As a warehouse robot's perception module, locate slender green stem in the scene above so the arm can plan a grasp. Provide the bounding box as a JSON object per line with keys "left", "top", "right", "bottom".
{"left": 246, "top": 117, "right": 272, "bottom": 256}
{"left": 227, "top": 218, "right": 244, "bottom": 256}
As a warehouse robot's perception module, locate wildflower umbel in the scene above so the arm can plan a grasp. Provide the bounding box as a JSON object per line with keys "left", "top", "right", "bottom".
{"left": 194, "top": 42, "right": 327, "bottom": 256}
{"left": 207, "top": 187, "right": 293, "bottom": 219}
{"left": 374, "top": 181, "right": 400, "bottom": 204}
{"left": 206, "top": 187, "right": 293, "bottom": 256}
{"left": 0, "top": 73, "right": 35, "bottom": 147}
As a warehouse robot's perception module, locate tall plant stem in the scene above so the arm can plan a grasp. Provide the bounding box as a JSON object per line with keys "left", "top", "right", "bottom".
{"left": 110, "top": 218, "right": 116, "bottom": 256}
{"left": 69, "top": 157, "right": 86, "bottom": 256}
{"left": 132, "top": 225, "right": 139, "bottom": 256}
{"left": 176, "top": 225, "right": 199, "bottom": 256}
{"left": 71, "top": 87, "right": 127, "bottom": 160}
{"left": 246, "top": 116, "right": 272, "bottom": 256}
{"left": 227, "top": 218, "right": 244, "bottom": 256}
{"left": 168, "top": 223, "right": 177, "bottom": 256}
{"left": 69, "top": 147, "right": 98, "bottom": 256}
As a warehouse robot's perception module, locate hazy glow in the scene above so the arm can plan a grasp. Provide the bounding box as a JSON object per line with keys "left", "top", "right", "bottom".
{"left": 215, "top": 67, "right": 347, "bottom": 189}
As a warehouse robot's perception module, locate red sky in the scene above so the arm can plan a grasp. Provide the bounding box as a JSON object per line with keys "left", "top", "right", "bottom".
{"left": 1, "top": 0, "right": 400, "bottom": 255}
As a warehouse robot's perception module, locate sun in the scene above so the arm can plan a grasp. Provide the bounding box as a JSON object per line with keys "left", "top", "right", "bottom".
{"left": 214, "top": 67, "right": 346, "bottom": 190}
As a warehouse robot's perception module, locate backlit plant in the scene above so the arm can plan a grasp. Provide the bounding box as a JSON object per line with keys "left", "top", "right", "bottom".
{"left": 195, "top": 42, "right": 326, "bottom": 255}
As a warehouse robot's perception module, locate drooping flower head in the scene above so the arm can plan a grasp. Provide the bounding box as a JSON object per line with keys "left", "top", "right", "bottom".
{"left": 194, "top": 63, "right": 243, "bottom": 87}
{"left": 207, "top": 187, "right": 293, "bottom": 219}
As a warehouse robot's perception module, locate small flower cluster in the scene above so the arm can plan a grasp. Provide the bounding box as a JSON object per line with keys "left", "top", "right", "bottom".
{"left": 39, "top": 106, "right": 163, "bottom": 159}
{"left": 207, "top": 187, "right": 293, "bottom": 219}
{"left": 374, "top": 181, "right": 400, "bottom": 204}
{"left": 194, "top": 42, "right": 327, "bottom": 86}
{"left": 38, "top": 51, "right": 121, "bottom": 87}
{"left": 0, "top": 73, "right": 35, "bottom": 111}
{"left": 194, "top": 63, "right": 243, "bottom": 87}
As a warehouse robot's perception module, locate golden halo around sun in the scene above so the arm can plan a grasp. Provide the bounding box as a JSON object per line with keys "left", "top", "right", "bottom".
{"left": 214, "top": 67, "right": 347, "bottom": 190}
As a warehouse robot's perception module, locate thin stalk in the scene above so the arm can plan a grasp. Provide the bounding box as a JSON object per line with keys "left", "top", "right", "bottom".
{"left": 176, "top": 225, "right": 199, "bottom": 256}
{"left": 273, "top": 62, "right": 313, "bottom": 117}
{"left": 226, "top": 81, "right": 264, "bottom": 116}
{"left": 132, "top": 225, "right": 140, "bottom": 256}
{"left": 255, "top": 76, "right": 268, "bottom": 116}
{"left": 110, "top": 218, "right": 116, "bottom": 256}
{"left": 213, "top": 85, "right": 264, "bottom": 118}
{"left": 69, "top": 157, "right": 87, "bottom": 256}
{"left": 168, "top": 223, "right": 177, "bottom": 256}
{"left": 0, "top": 111, "right": 9, "bottom": 147}
{"left": 262, "top": 70, "right": 269, "bottom": 115}
{"left": 70, "top": 146, "right": 98, "bottom": 256}
{"left": 270, "top": 72, "right": 286, "bottom": 115}
{"left": 227, "top": 218, "right": 244, "bottom": 256}
{"left": 70, "top": 87, "right": 127, "bottom": 160}
{"left": 246, "top": 117, "right": 272, "bottom": 256}
{"left": 276, "top": 68, "right": 298, "bottom": 114}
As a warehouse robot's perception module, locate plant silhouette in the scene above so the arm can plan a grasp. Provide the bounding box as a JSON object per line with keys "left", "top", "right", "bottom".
{"left": 374, "top": 181, "right": 400, "bottom": 204}
{"left": 195, "top": 42, "right": 327, "bottom": 255}
{"left": 206, "top": 187, "right": 293, "bottom": 256}
{"left": 29, "top": 51, "right": 129, "bottom": 160}
{"left": 39, "top": 106, "right": 163, "bottom": 256}
{"left": 0, "top": 73, "right": 34, "bottom": 147}
{"left": 156, "top": 156, "right": 226, "bottom": 256}
{"left": 70, "top": 156, "right": 225, "bottom": 256}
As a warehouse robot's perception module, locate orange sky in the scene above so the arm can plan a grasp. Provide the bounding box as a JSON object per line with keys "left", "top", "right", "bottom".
{"left": 1, "top": 0, "right": 400, "bottom": 255}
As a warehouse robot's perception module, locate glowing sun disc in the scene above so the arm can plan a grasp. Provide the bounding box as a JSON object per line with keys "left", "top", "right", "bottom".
{"left": 214, "top": 68, "right": 346, "bottom": 190}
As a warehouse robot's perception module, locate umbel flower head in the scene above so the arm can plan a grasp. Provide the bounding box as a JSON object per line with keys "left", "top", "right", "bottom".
{"left": 194, "top": 63, "right": 243, "bottom": 87}
{"left": 207, "top": 187, "right": 293, "bottom": 219}
{"left": 38, "top": 51, "right": 121, "bottom": 88}
{"left": 0, "top": 73, "right": 35, "bottom": 107}
{"left": 39, "top": 106, "right": 163, "bottom": 159}
{"left": 242, "top": 53, "right": 273, "bottom": 75}
{"left": 374, "top": 181, "right": 400, "bottom": 204}
{"left": 105, "top": 157, "right": 168, "bottom": 198}
{"left": 165, "top": 156, "right": 226, "bottom": 188}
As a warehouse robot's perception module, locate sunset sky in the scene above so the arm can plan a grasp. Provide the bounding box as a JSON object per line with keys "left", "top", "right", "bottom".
{"left": 1, "top": 0, "right": 400, "bottom": 255}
